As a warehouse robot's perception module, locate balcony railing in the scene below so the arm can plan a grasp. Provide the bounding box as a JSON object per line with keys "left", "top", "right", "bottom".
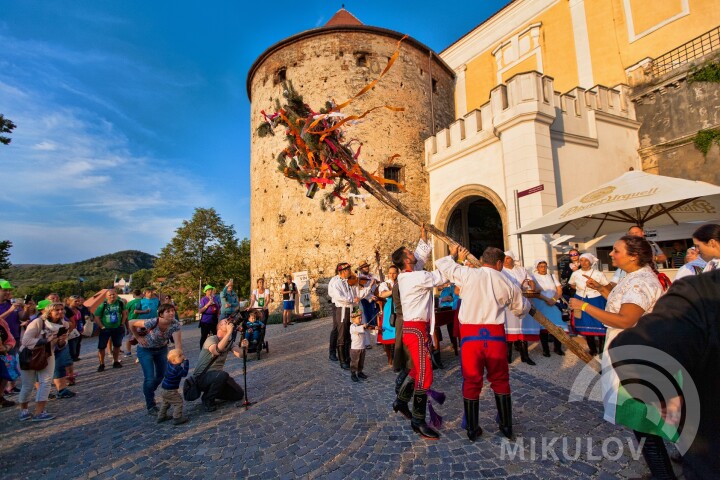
{"left": 650, "top": 25, "right": 720, "bottom": 77}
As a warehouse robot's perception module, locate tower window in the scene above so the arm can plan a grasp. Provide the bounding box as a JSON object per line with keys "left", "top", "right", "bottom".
{"left": 273, "top": 67, "right": 287, "bottom": 85}
{"left": 355, "top": 51, "right": 369, "bottom": 67}
{"left": 432, "top": 78, "right": 438, "bottom": 94}
{"left": 384, "top": 166, "right": 402, "bottom": 193}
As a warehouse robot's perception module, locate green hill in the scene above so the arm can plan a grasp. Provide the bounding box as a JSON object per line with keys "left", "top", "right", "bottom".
{"left": 8, "top": 250, "right": 156, "bottom": 288}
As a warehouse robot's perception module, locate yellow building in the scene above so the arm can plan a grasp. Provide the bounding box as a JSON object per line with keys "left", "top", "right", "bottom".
{"left": 445, "top": 0, "right": 720, "bottom": 116}
{"left": 427, "top": 0, "right": 720, "bottom": 266}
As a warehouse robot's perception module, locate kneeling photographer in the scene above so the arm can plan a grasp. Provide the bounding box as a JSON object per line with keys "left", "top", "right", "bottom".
{"left": 192, "top": 318, "right": 245, "bottom": 412}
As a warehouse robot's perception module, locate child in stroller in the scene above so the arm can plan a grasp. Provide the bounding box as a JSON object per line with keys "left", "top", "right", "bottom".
{"left": 243, "top": 310, "right": 269, "bottom": 359}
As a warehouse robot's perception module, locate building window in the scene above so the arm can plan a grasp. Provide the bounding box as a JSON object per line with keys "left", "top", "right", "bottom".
{"left": 384, "top": 166, "right": 402, "bottom": 192}
{"left": 355, "top": 52, "right": 368, "bottom": 67}
{"left": 273, "top": 67, "right": 287, "bottom": 86}
{"left": 432, "top": 78, "right": 438, "bottom": 94}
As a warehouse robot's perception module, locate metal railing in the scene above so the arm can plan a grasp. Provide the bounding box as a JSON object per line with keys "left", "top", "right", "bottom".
{"left": 650, "top": 25, "right": 720, "bottom": 77}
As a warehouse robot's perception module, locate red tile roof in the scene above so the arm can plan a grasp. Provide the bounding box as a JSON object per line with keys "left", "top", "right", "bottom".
{"left": 325, "top": 8, "right": 363, "bottom": 26}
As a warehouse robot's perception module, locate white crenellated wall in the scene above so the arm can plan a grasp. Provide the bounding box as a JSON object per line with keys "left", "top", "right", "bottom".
{"left": 425, "top": 71, "right": 641, "bottom": 268}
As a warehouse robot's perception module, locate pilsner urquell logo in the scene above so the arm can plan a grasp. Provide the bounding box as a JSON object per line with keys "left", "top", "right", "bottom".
{"left": 559, "top": 187, "right": 659, "bottom": 219}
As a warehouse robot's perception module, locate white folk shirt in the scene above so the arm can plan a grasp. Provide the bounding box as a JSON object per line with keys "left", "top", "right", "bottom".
{"left": 569, "top": 268, "right": 608, "bottom": 299}
{"left": 350, "top": 323, "right": 367, "bottom": 350}
{"left": 396, "top": 238, "right": 445, "bottom": 333}
{"left": 436, "top": 256, "right": 530, "bottom": 325}
{"left": 378, "top": 280, "right": 393, "bottom": 295}
{"left": 327, "top": 276, "right": 372, "bottom": 308}
{"left": 358, "top": 273, "right": 381, "bottom": 301}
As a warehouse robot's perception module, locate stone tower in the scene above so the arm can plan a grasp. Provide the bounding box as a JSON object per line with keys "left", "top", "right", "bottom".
{"left": 247, "top": 8, "right": 455, "bottom": 315}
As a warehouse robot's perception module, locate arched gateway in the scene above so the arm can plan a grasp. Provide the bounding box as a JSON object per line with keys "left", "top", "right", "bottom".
{"left": 433, "top": 185, "right": 507, "bottom": 258}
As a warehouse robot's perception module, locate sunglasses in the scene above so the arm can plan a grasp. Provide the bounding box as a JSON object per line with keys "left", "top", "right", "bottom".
{"left": 569, "top": 253, "right": 579, "bottom": 257}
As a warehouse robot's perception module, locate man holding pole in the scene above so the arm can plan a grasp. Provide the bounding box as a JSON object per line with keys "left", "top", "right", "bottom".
{"left": 436, "top": 245, "right": 532, "bottom": 441}
{"left": 391, "top": 225, "right": 446, "bottom": 439}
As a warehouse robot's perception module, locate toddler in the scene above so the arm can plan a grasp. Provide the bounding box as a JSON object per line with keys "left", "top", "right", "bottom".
{"left": 349, "top": 309, "right": 370, "bottom": 382}
{"left": 157, "top": 349, "right": 189, "bottom": 425}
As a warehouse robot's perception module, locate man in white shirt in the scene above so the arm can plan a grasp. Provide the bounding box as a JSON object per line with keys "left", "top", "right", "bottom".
{"left": 437, "top": 246, "right": 532, "bottom": 441}
{"left": 390, "top": 225, "right": 446, "bottom": 439}
{"left": 327, "top": 262, "right": 358, "bottom": 369}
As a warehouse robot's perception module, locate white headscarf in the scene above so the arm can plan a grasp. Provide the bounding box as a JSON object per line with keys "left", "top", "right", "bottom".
{"left": 533, "top": 259, "right": 549, "bottom": 273}
{"left": 579, "top": 253, "right": 598, "bottom": 267}
{"left": 504, "top": 250, "right": 519, "bottom": 262}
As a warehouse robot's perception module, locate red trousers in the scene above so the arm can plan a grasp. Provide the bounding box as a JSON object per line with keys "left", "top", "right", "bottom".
{"left": 460, "top": 323, "right": 510, "bottom": 398}
{"left": 402, "top": 321, "right": 433, "bottom": 392}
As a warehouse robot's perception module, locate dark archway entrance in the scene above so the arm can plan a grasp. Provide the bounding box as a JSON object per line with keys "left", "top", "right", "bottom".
{"left": 446, "top": 197, "right": 504, "bottom": 257}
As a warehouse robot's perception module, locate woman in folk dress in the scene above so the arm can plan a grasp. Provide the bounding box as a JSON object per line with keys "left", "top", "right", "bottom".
{"left": 570, "top": 236, "right": 671, "bottom": 479}
{"left": 530, "top": 259, "right": 567, "bottom": 357}
{"left": 568, "top": 253, "right": 608, "bottom": 356}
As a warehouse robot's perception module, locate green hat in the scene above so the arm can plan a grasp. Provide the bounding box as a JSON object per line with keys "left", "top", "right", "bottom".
{"left": 0, "top": 279, "right": 13, "bottom": 289}
{"left": 37, "top": 299, "right": 52, "bottom": 311}
{"left": 203, "top": 285, "right": 215, "bottom": 292}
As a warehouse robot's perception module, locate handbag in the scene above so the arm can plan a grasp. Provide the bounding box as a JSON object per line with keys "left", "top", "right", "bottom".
{"left": 82, "top": 319, "right": 94, "bottom": 337}
{"left": 19, "top": 342, "right": 51, "bottom": 371}
{"left": 183, "top": 353, "right": 220, "bottom": 401}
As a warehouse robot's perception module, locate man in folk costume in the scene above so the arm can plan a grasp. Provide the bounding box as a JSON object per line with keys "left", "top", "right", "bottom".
{"left": 391, "top": 225, "right": 447, "bottom": 439}
{"left": 328, "top": 263, "right": 370, "bottom": 369}
{"left": 436, "top": 246, "right": 532, "bottom": 440}
{"left": 502, "top": 250, "right": 540, "bottom": 365}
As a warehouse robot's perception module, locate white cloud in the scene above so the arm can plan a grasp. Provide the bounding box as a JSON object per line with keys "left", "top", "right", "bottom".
{"left": 0, "top": 34, "right": 214, "bottom": 263}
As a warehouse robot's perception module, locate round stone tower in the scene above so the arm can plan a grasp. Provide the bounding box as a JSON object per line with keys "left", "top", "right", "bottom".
{"left": 247, "top": 8, "right": 455, "bottom": 315}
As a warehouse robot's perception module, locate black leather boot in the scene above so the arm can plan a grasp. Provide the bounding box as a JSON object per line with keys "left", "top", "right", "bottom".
{"left": 519, "top": 341, "right": 536, "bottom": 366}
{"left": 337, "top": 347, "right": 349, "bottom": 370}
{"left": 329, "top": 349, "right": 338, "bottom": 362}
{"left": 392, "top": 375, "right": 414, "bottom": 420}
{"left": 463, "top": 398, "right": 482, "bottom": 441}
{"left": 411, "top": 392, "right": 439, "bottom": 439}
{"left": 494, "top": 393, "right": 513, "bottom": 439}
{"left": 634, "top": 431, "right": 677, "bottom": 479}
{"left": 539, "top": 331, "right": 551, "bottom": 357}
{"left": 395, "top": 369, "right": 409, "bottom": 395}
{"left": 506, "top": 342, "right": 513, "bottom": 363}
{"left": 431, "top": 349, "right": 444, "bottom": 369}
{"left": 553, "top": 336, "right": 564, "bottom": 355}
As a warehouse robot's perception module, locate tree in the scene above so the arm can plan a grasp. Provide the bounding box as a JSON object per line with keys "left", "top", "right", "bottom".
{"left": 0, "top": 240, "right": 12, "bottom": 277}
{"left": 0, "top": 114, "right": 16, "bottom": 145}
{"left": 154, "top": 208, "right": 250, "bottom": 315}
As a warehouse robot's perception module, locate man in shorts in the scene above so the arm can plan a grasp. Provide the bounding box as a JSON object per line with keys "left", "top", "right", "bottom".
{"left": 94, "top": 290, "right": 127, "bottom": 372}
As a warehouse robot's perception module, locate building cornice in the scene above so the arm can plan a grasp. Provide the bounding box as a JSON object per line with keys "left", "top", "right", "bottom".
{"left": 247, "top": 25, "right": 455, "bottom": 101}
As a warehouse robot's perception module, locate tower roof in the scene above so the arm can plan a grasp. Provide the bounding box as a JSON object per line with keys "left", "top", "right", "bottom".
{"left": 325, "top": 7, "right": 363, "bottom": 27}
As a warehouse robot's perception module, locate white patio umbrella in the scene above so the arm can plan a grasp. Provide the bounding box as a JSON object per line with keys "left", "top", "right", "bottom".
{"left": 514, "top": 171, "right": 720, "bottom": 238}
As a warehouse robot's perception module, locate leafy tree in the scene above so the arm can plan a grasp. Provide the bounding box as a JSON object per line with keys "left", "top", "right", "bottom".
{"left": 0, "top": 240, "right": 12, "bottom": 277}
{"left": 155, "top": 208, "right": 250, "bottom": 314}
{"left": 0, "top": 114, "right": 16, "bottom": 145}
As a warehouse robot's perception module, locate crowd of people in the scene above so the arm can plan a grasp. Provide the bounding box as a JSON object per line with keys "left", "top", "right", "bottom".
{"left": 0, "top": 277, "right": 267, "bottom": 426}
{"left": 325, "top": 223, "right": 720, "bottom": 480}
{"left": 2, "top": 223, "right": 718, "bottom": 478}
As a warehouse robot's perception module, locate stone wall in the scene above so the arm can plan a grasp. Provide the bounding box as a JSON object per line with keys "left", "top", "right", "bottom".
{"left": 633, "top": 57, "right": 720, "bottom": 184}
{"left": 248, "top": 30, "right": 455, "bottom": 316}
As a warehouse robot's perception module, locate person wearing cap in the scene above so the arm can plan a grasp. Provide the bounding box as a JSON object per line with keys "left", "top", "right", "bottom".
{"left": 0, "top": 281, "right": 18, "bottom": 407}
{"left": 0, "top": 280, "right": 28, "bottom": 359}
{"left": 198, "top": 285, "right": 220, "bottom": 350}
{"left": 502, "top": 251, "right": 540, "bottom": 365}
{"left": 327, "top": 262, "right": 359, "bottom": 369}
{"left": 390, "top": 224, "right": 446, "bottom": 439}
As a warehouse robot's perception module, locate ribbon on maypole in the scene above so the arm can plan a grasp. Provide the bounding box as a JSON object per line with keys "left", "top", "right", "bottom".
{"left": 256, "top": 33, "right": 597, "bottom": 368}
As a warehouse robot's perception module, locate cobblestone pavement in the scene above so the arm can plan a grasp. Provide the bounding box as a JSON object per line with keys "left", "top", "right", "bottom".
{"left": 0, "top": 317, "right": 658, "bottom": 479}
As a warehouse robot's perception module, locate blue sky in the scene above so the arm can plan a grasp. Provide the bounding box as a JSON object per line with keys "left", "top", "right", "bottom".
{"left": 0, "top": 0, "right": 510, "bottom": 264}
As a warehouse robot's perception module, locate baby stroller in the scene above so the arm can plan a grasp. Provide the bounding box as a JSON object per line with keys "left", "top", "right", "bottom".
{"left": 242, "top": 309, "right": 269, "bottom": 360}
